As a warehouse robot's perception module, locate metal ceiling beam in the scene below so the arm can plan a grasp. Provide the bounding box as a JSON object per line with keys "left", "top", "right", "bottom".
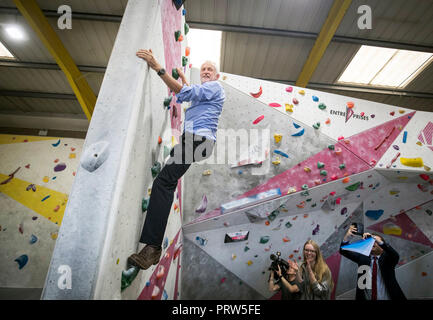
{"left": 0, "top": 90, "right": 76, "bottom": 100}
{"left": 0, "top": 6, "right": 122, "bottom": 22}
{"left": 13, "top": 0, "right": 97, "bottom": 120}
{"left": 296, "top": 0, "right": 352, "bottom": 88}
{"left": 188, "top": 22, "right": 433, "bottom": 53}
{"left": 0, "top": 59, "right": 106, "bottom": 73}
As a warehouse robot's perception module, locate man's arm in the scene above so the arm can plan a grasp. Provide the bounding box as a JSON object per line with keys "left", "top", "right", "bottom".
{"left": 280, "top": 276, "right": 300, "bottom": 293}
{"left": 339, "top": 225, "right": 364, "bottom": 264}
{"left": 136, "top": 49, "right": 184, "bottom": 93}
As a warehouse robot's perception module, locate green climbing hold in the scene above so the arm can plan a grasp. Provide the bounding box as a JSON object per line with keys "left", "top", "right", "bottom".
{"left": 345, "top": 181, "right": 361, "bottom": 191}
{"left": 426, "top": 209, "right": 432, "bottom": 216}
{"left": 328, "top": 145, "right": 335, "bottom": 150}
{"left": 142, "top": 198, "right": 149, "bottom": 212}
{"left": 285, "top": 221, "right": 292, "bottom": 228}
{"left": 311, "top": 203, "right": 317, "bottom": 207}
{"left": 302, "top": 184, "right": 309, "bottom": 190}
{"left": 164, "top": 96, "right": 172, "bottom": 107}
{"left": 260, "top": 236, "right": 270, "bottom": 244}
{"left": 318, "top": 103, "right": 326, "bottom": 110}
{"left": 172, "top": 68, "right": 179, "bottom": 80}
{"left": 313, "top": 122, "right": 320, "bottom": 129}
{"left": 151, "top": 161, "right": 161, "bottom": 178}
{"left": 121, "top": 266, "right": 139, "bottom": 291}
{"left": 320, "top": 170, "right": 327, "bottom": 176}
{"left": 244, "top": 246, "right": 250, "bottom": 252}
{"left": 184, "top": 23, "right": 190, "bottom": 35}
{"left": 317, "top": 162, "right": 325, "bottom": 169}
{"left": 174, "top": 30, "right": 181, "bottom": 41}
{"left": 306, "top": 198, "right": 312, "bottom": 202}
{"left": 301, "top": 191, "right": 309, "bottom": 196}
{"left": 339, "top": 163, "right": 346, "bottom": 169}
{"left": 182, "top": 56, "right": 188, "bottom": 67}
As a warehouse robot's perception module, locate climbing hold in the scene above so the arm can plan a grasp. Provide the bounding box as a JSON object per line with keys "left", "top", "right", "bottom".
{"left": 317, "top": 162, "right": 325, "bottom": 169}
{"left": 417, "top": 184, "right": 428, "bottom": 192}
{"left": 302, "top": 184, "right": 309, "bottom": 190}
{"left": 274, "top": 134, "right": 282, "bottom": 144}
{"left": 202, "top": 169, "right": 212, "bottom": 176}
{"left": 331, "top": 174, "right": 338, "bottom": 180}
{"left": 335, "top": 148, "right": 342, "bottom": 155}
{"left": 195, "top": 236, "right": 207, "bottom": 246}
{"left": 30, "top": 234, "right": 38, "bottom": 244}
{"left": 260, "top": 236, "right": 270, "bottom": 244}
{"left": 291, "top": 128, "right": 305, "bottom": 137}
{"left": 312, "top": 225, "right": 320, "bottom": 235}
{"left": 51, "top": 232, "right": 58, "bottom": 240}
{"left": 151, "top": 286, "right": 160, "bottom": 299}
{"left": 342, "top": 177, "right": 350, "bottom": 183}
{"left": 390, "top": 111, "right": 395, "bottom": 116}
{"left": 269, "top": 103, "right": 281, "bottom": 108}
{"left": 312, "top": 96, "right": 319, "bottom": 102}
{"left": 247, "top": 260, "right": 253, "bottom": 266}
{"left": 420, "top": 174, "right": 430, "bottom": 181}
{"left": 337, "top": 136, "right": 344, "bottom": 141}
{"left": 185, "top": 47, "right": 190, "bottom": 56}
{"left": 292, "top": 98, "right": 299, "bottom": 105}
{"left": 285, "top": 221, "right": 293, "bottom": 228}
{"left": 184, "top": 23, "right": 189, "bottom": 35}
{"left": 286, "top": 86, "right": 293, "bottom": 93}
{"left": 41, "top": 195, "right": 50, "bottom": 202}
{"left": 274, "top": 150, "right": 289, "bottom": 158}
{"left": 156, "top": 265, "right": 165, "bottom": 279}
{"left": 182, "top": 56, "right": 188, "bottom": 67}
{"left": 174, "top": 30, "right": 181, "bottom": 41}
{"left": 335, "top": 198, "right": 341, "bottom": 205}
{"left": 195, "top": 195, "right": 208, "bottom": 214}
{"left": 151, "top": 162, "right": 161, "bottom": 178}
{"left": 325, "top": 118, "right": 331, "bottom": 124}
{"left": 328, "top": 145, "right": 335, "bottom": 150}
{"left": 14, "top": 255, "right": 28, "bottom": 269}
{"left": 26, "top": 184, "right": 36, "bottom": 192}
{"left": 301, "top": 191, "right": 309, "bottom": 196}
{"left": 158, "top": 136, "right": 162, "bottom": 145}
{"left": 142, "top": 198, "right": 149, "bottom": 212}
{"left": 313, "top": 122, "right": 320, "bottom": 129}
{"left": 272, "top": 157, "right": 281, "bottom": 165}
{"left": 298, "top": 90, "right": 305, "bottom": 95}
{"left": 318, "top": 103, "right": 326, "bottom": 110}
{"left": 253, "top": 115, "right": 264, "bottom": 124}
{"left": 346, "top": 181, "right": 361, "bottom": 191}
{"left": 347, "top": 102, "right": 354, "bottom": 109}
{"left": 52, "top": 139, "right": 61, "bottom": 147}
{"left": 425, "top": 165, "right": 431, "bottom": 171}
{"left": 172, "top": 68, "right": 179, "bottom": 80}
{"left": 383, "top": 223, "right": 402, "bottom": 236}
{"left": 304, "top": 167, "right": 311, "bottom": 173}
{"left": 287, "top": 187, "right": 297, "bottom": 194}
{"left": 402, "top": 131, "right": 408, "bottom": 143}
{"left": 339, "top": 163, "right": 346, "bottom": 169}
{"left": 250, "top": 86, "right": 263, "bottom": 98}
{"left": 285, "top": 104, "right": 293, "bottom": 112}
{"left": 341, "top": 207, "right": 347, "bottom": 215}
{"left": 320, "top": 170, "right": 327, "bottom": 176}
{"left": 400, "top": 157, "right": 423, "bottom": 167}
{"left": 399, "top": 109, "right": 405, "bottom": 114}
{"left": 54, "top": 163, "right": 66, "bottom": 172}
{"left": 365, "top": 209, "right": 384, "bottom": 220}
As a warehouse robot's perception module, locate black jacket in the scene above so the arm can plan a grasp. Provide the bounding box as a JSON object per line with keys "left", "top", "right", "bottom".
{"left": 339, "top": 240, "right": 406, "bottom": 300}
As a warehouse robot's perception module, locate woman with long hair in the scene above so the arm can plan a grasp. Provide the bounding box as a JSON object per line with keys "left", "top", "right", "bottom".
{"left": 296, "top": 240, "right": 334, "bottom": 300}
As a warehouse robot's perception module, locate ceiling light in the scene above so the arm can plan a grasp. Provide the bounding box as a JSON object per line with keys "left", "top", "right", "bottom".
{"left": 5, "top": 25, "right": 26, "bottom": 40}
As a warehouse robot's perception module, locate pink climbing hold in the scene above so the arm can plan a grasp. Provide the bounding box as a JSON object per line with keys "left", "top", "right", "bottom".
{"left": 269, "top": 103, "right": 281, "bottom": 108}
{"left": 156, "top": 265, "right": 165, "bottom": 279}
{"left": 337, "top": 136, "right": 344, "bottom": 141}
{"left": 420, "top": 174, "right": 430, "bottom": 181}
{"left": 253, "top": 115, "right": 265, "bottom": 124}
{"left": 151, "top": 286, "right": 160, "bottom": 299}
{"left": 286, "top": 86, "right": 293, "bottom": 93}
{"left": 330, "top": 191, "right": 336, "bottom": 196}
{"left": 336, "top": 198, "right": 341, "bottom": 205}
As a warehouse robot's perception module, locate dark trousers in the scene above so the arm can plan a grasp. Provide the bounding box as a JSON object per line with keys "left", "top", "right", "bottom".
{"left": 140, "top": 132, "right": 215, "bottom": 246}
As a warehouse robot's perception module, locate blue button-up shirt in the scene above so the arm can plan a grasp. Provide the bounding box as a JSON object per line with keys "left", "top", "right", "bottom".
{"left": 175, "top": 81, "right": 225, "bottom": 141}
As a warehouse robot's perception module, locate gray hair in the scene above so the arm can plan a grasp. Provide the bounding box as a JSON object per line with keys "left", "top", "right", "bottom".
{"left": 201, "top": 60, "right": 219, "bottom": 74}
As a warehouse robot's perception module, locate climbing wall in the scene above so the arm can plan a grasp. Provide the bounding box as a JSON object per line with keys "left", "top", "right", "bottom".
{"left": 41, "top": 0, "right": 190, "bottom": 300}
{"left": 0, "top": 134, "right": 83, "bottom": 291}
{"left": 181, "top": 70, "right": 433, "bottom": 299}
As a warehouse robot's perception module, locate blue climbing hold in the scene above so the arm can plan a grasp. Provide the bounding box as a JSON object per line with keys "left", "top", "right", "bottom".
{"left": 312, "top": 96, "right": 319, "bottom": 102}
{"left": 365, "top": 209, "right": 384, "bottom": 220}
{"left": 274, "top": 150, "right": 289, "bottom": 158}
{"left": 15, "top": 254, "right": 28, "bottom": 269}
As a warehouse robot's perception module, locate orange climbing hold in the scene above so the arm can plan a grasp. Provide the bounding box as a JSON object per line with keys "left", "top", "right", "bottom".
{"left": 342, "top": 177, "right": 350, "bottom": 183}
{"left": 347, "top": 102, "right": 354, "bottom": 109}
{"left": 185, "top": 47, "right": 190, "bottom": 56}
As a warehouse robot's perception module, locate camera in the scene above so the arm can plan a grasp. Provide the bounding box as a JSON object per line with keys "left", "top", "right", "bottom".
{"left": 351, "top": 222, "right": 364, "bottom": 236}
{"left": 268, "top": 251, "right": 290, "bottom": 279}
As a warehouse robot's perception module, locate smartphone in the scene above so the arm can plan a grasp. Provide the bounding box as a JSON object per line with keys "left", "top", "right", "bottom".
{"left": 351, "top": 223, "right": 364, "bottom": 236}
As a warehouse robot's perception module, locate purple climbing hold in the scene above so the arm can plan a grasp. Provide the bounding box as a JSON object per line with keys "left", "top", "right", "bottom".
{"left": 54, "top": 163, "right": 67, "bottom": 172}
{"left": 312, "top": 224, "right": 320, "bottom": 235}
{"left": 195, "top": 195, "right": 208, "bottom": 214}
{"left": 393, "top": 145, "right": 399, "bottom": 150}
{"left": 341, "top": 207, "right": 348, "bottom": 215}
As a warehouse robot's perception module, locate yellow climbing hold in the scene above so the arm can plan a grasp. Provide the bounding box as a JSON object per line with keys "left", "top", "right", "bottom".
{"left": 298, "top": 90, "right": 305, "bottom": 95}
{"left": 416, "top": 141, "right": 422, "bottom": 146}
{"left": 399, "top": 110, "right": 405, "bottom": 114}
{"left": 287, "top": 187, "right": 297, "bottom": 194}
{"left": 304, "top": 167, "right": 311, "bottom": 173}
{"left": 43, "top": 176, "right": 49, "bottom": 183}
{"left": 424, "top": 165, "right": 431, "bottom": 171}
{"left": 202, "top": 169, "right": 212, "bottom": 176}
{"left": 274, "top": 134, "right": 282, "bottom": 144}
{"left": 51, "top": 232, "right": 58, "bottom": 240}
{"left": 383, "top": 223, "right": 402, "bottom": 236}
{"left": 400, "top": 157, "right": 423, "bottom": 167}
{"left": 247, "top": 260, "right": 253, "bottom": 266}
{"left": 285, "top": 104, "right": 293, "bottom": 112}
{"left": 272, "top": 157, "right": 281, "bottom": 165}
{"left": 69, "top": 153, "right": 76, "bottom": 159}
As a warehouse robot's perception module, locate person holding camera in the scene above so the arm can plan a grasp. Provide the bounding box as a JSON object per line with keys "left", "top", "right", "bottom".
{"left": 268, "top": 259, "right": 302, "bottom": 300}
{"left": 297, "top": 240, "right": 334, "bottom": 300}
{"left": 339, "top": 224, "right": 406, "bottom": 300}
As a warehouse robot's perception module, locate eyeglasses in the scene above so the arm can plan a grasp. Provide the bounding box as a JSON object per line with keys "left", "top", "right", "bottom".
{"left": 304, "top": 249, "right": 316, "bottom": 253}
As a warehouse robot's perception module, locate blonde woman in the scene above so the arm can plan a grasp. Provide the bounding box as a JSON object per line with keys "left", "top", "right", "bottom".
{"left": 296, "top": 240, "right": 334, "bottom": 300}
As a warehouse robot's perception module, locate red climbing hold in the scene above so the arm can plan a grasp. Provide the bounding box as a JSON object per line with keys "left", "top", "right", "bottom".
{"left": 250, "top": 86, "right": 263, "bottom": 98}
{"left": 253, "top": 115, "right": 264, "bottom": 124}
